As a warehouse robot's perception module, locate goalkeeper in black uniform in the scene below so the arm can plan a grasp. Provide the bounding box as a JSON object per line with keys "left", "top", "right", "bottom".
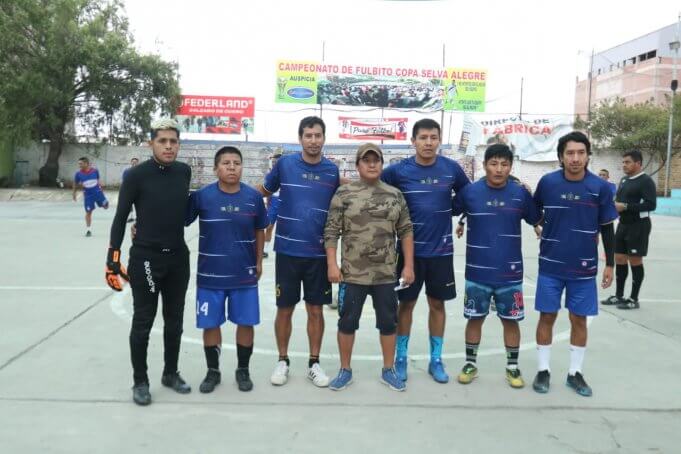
{"left": 106, "top": 119, "right": 192, "bottom": 406}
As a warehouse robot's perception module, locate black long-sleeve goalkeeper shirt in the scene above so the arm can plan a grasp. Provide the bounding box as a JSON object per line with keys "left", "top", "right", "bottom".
{"left": 109, "top": 158, "right": 191, "bottom": 250}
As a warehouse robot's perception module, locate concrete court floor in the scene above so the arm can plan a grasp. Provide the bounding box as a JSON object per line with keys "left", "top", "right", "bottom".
{"left": 0, "top": 197, "right": 680, "bottom": 453}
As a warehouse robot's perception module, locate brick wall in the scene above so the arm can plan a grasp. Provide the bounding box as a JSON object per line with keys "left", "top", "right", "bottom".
{"left": 14, "top": 141, "right": 669, "bottom": 192}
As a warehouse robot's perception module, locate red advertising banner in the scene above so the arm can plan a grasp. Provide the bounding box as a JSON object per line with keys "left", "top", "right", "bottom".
{"left": 338, "top": 117, "right": 408, "bottom": 141}
{"left": 177, "top": 95, "right": 255, "bottom": 117}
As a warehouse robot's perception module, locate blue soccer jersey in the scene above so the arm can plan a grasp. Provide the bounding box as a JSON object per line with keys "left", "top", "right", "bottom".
{"left": 186, "top": 182, "right": 268, "bottom": 289}
{"left": 534, "top": 169, "right": 618, "bottom": 280}
{"left": 263, "top": 153, "right": 339, "bottom": 258}
{"left": 381, "top": 155, "right": 470, "bottom": 257}
{"left": 453, "top": 179, "right": 541, "bottom": 285}
{"left": 74, "top": 168, "right": 102, "bottom": 195}
{"left": 608, "top": 181, "right": 617, "bottom": 199}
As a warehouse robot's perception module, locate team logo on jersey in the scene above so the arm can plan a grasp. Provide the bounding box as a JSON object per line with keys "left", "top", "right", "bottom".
{"left": 561, "top": 192, "right": 581, "bottom": 201}
{"left": 510, "top": 264, "right": 516, "bottom": 270}
{"left": 486, "top": 198, "right": 505, "bottom": 207}
{"left": 302, "top": 172, "right": 320, "bottom": 181}
{"left": 221, "top": 204, "right": 240, "bottom": 213}
{"left": 419, "top": 177, "right": 439, "bottom": 184}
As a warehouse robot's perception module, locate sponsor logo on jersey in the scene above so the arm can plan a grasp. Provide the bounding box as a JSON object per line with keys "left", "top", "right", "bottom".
{"left": 561, "top": 192, "right": 581, "bottom": 201}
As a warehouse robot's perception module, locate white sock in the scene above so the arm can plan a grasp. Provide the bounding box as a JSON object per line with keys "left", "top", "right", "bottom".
{"left": 537, "top": 344, "right": 551, "bottom": 372}
{"left": 568, "top": 345, "right": 586, "bottom": 375}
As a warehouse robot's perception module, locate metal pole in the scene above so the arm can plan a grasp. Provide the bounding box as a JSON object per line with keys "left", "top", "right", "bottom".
{"left": 587, "top": 48, "right": 594, "bottom": 137}
{"left": 665, "top": 15, "right": 680, "bottom": 197}
{"left": 440, "top": 42, "right": 445, "bottom": 141}
{"left": 519, "top": 77, "right": 524, "bottom": 120}
{"left": 319, "top": 40, "right": 325, "bottom": 119}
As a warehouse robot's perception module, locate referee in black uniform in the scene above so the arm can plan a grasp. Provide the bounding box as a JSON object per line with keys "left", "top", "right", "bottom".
{"left": 106, "top": 119, "right": 192, "bottom": 405}
{"left": 601, "top": 150, "right": 656, "bottom": 310}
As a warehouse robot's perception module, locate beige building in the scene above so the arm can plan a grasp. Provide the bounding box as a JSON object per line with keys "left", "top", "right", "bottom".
{"left": 575, "top": 23, "right": 679, "bottom": 120}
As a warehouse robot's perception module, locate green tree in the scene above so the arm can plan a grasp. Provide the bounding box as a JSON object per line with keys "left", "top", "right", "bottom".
{"left": 0, "top": 0, "right": 180, "bottom": 186}
{"left": 577, "top": 97, "right": 681, "bottom": 176}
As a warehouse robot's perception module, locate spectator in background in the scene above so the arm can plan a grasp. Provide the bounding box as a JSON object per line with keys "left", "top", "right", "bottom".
{"left": 598, "top": 169, "right": 618, "bottom": 199}
{"left": 123, "top": 157, "right": 139, "bottom": 223}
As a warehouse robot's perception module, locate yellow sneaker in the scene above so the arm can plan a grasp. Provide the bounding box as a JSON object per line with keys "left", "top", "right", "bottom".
{"left": 506, "top": 367, "right": 525, "bottom": 388}
{"left": 457, "top": 362, "right": 478, "bottom": 384}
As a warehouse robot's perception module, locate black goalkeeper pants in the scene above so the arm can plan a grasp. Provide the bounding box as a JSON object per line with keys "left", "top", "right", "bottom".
{"left": 127, "top": 246, "right": 190, "bottom": 385}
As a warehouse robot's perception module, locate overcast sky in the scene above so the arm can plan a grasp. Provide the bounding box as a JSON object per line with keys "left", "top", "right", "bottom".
{"left": 122, "top": 0, "right": 680, "bottom": 144}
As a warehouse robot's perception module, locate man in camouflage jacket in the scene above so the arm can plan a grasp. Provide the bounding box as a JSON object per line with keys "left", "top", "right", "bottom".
{"left": 324, "top": 143, "right": 415, "bottom": 392}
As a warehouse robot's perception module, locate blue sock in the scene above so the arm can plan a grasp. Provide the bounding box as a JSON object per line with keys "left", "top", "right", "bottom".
{"left": 396, "top": 335, "right": 409, "bottom": 358}
{"left": 430, "top": 336, "right": 443, "bottom": 362}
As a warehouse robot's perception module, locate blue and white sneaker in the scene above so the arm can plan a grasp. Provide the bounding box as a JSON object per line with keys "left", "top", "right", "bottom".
{"left": 329, "top": 368, "right": 353, "bottom": 391}
{"left": 395, "top": 356, "right": 408, "bottom": 382}
{"left": 428, "top": 358, "right": 450, "bottom": 383}
{"left": 381, "top": 367, "right": 406, "bottom": 392}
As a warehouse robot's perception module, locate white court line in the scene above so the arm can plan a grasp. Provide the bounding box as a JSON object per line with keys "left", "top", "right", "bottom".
{"left": 108, "top": 287, "right": 595, "bottom": 361}
{"left": 4, "top": 285, "right": 676, "bottom": 360}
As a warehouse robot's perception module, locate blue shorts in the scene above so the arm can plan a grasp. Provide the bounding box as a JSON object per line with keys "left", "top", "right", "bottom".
{"left": 196, "top": 286, "right": 260, "bottom": 329}
{"left": 84, "top": 191, "right": 108, "bottom": 212}
{"left": 534, "top": 274, "right": 598, "bottom": 316}
{"left": 464, "top": 280, "right": 524, "bottom": 320}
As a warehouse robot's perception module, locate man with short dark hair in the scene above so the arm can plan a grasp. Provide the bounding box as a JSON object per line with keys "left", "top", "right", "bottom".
{"left": 532, "top": 131, "right": 617, "bottom": 398}
{"left": 601, "top": 150, "right": 656, "bottom": 310}
{"left": 325, "top": 143, "right": 415, "bottom": 391}
{"left": 258, "top": 116, "right": 339, "bottom": 388}
{"left": 107, "top": 118, "right": 192, "bottom": 406}
{"left": 187, "top": 146, "right": 267, "bottom": 394}
{"left": 73, "top": 156, "right": 109, "bottom": 237}
{"left": 381, "top": 118, "right": 470, "bottom": 384}
{"left": 598, "top": 169, "right": 617, "bottom": 199}
{"left": 452, "top": 144, "right": 540, "bottom": 389}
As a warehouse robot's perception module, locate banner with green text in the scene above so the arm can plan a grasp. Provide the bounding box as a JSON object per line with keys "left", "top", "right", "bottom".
{"left": 275, "top": 60, "right": 486, "bottom": 112}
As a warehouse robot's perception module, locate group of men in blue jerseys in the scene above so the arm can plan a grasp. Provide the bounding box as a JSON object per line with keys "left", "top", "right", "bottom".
{"left": 100, "top": 116, "right": 620, "bottom": 405}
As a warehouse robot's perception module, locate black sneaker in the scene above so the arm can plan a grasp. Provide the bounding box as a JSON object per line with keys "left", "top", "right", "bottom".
{"left": 132, "top": 383, "right": 151, "bottom": 406}
{"left": 601, "top": 295, "right": 623, "bottom": 306}
{"left": 199, "top": 370, "right": 221, "bottom": 394}
{"left": 235, "top": 367, "right": 253, "bottom": 392}
{"left": 532, "top": 370, "right": 551, "bottom": 394}
{"left": 566, "top": 371, "right": 593, "bottom": 397}
{"left": 617, "top": 298, "right": 640, "bottom": 310}
{"left": 85, "top": 230, "right": 92, "bottom": 237}
{"left": 161, "top": 371, "right": 192, "bottom": 394}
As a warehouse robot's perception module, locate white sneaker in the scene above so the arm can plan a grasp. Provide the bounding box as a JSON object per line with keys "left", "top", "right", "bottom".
{"left": 270, "top": 360, "right": 289, "bottom": 386}
{"left": 307, "top": 363, "right": 330, "bottom": 387}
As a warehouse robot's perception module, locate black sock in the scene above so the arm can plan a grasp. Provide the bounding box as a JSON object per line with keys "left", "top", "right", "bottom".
{"left": 278, "top": 355, "right": 290, "bottom": 366}
{"left": 308, "top": 356, "right": 320, "bottom": 368}
{"left": 237, "top": 343, "right": 253, "bottom": 369}
{"left": 204, "top": 345, "right": 221, "bottom": 371}
{"left": 615, "top": 264, "right": 628, "bottom": 298}
{"left": 630, "top": 264, "right": 644, "bottom": 301}
{"left": 465, "top": 342, "right": 479, "bottom": 364}
{"left": 506, "top": 345, "right": 519, "bottom": 368}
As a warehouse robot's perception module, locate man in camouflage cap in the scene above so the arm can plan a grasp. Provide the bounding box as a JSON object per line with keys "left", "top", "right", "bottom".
{"left": 324, "top": 143, "right": 415, "bottom": 391}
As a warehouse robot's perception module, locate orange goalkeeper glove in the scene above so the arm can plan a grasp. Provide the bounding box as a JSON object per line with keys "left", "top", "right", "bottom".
{"left": 106, "top": 247, "right": 129, "bottom": 291}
